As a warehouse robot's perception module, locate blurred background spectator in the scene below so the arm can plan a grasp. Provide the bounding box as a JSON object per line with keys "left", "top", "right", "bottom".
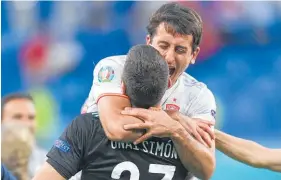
{"left": 1, "top": 122, "right": 34, "bottom": 180}
{"left": 1, "top": 93, "right": 47, "bottom": 178}
{"left": 1, "top": 1, "right": 281, "bottom": 180}
{"left": 2, "top": 164, "right": 17, "bottom": 180}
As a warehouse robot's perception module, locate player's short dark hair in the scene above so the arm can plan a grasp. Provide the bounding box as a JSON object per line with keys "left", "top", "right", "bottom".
{"left": 146, "top": 2, "right": 203, "bottom": 51}
{"left": 122, "top": 45, "right": 169, "bottom": 109}
{"left": 1, "top": 93, "right": 34, "bottom": 118}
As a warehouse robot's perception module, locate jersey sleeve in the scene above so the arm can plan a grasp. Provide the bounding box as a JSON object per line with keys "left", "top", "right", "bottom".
{"left": 187, "top": 88, "right": 217, "bottom": 123}
{"left": 46, "top": 115, "right": 90, "bottom": 179}
{"left": 85, "top": 58, "right": 123, "bottom": 112}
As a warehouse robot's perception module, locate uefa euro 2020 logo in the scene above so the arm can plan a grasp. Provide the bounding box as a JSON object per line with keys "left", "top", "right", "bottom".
{"left": 98, "top": 66, "right": 115, "bottom": 83}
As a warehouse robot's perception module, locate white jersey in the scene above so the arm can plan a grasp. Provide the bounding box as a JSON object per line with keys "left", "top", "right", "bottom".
{"left": 84, "top": 55, "right": 216, "bottom": 123}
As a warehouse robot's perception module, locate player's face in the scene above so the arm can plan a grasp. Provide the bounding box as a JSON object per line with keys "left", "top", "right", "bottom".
{"left": 146, "top": 23, "right": 200, "bottom": 86}
{"left": 2, "top": 99, "right": 36, "bottom": 134}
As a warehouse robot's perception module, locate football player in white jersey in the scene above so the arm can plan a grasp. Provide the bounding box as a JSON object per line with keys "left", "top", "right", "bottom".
{"left": 83, "top": 3, "right": 216, "bottom": 179}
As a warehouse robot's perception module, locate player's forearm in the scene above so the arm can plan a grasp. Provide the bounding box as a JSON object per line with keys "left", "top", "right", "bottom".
{"left": 266, "top": 149, "right": 281, "bottom": 172}
{"left": 215, "top": 130, "right": 281, "bottom": 172}
{"left": 215, "top": 130, "right": 261, "bottom": 166}
{"left": 98, "top": 96, "right": 144, "bottom": 142}
{"left": 101, "top": 112, "right": 144, "bottom": 142}
{"left": 171, "top": 124, "right": 215, "bottom": 180}
{"left": 33, "top": 162, "right": 65, "bottom": 180}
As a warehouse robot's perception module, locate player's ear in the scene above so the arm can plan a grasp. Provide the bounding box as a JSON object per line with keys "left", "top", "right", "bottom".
{"left": 190, "top": 46, "right": 200, "bottom": 65}
{"left": 146, "top": 35, "right": 151, "bottom": 45}
{"left": 121, "top": 81, "right": 126, "bottom": 95}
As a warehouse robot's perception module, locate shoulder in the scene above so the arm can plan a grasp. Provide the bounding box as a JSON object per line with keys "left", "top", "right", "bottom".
{"left": 93, "top": 55, "right": 126, "bottom": 79}
{"left": 95, "top": 55, "right": 127, "bottom": 68}
{"left": 74, "top": 113, "right": 105, "bottom": 142}
{"left": 182, "top": 72, "right": 214, "bottom": 95}
{"left": 180, "top": 72, "right": 208, "bottom": 91}
{"left": 74, "top": 113, "right": 100, "bottom": 127}
{"left": 179, "top": 72, "right": 216, "bottom": 108}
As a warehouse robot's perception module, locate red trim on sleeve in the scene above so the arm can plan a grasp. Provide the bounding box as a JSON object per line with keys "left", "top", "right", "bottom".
{"left": 97, "top": 93, "right": 129, "bottom": 103}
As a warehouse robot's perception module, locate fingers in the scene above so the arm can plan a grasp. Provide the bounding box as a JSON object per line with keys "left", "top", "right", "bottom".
{"left": 197, "top": 128, "right": 213, "bottom": 148}
{"left": 194, "top": 118, "right": 215, "bottom": 126}
{"left": 149, "top": 107, "right": 161, "bottom": 111}
{"left": 134, "top": 132, "right": 152, "bottom": 145}
{"left": 176, "top": 118, "right": 208, "bottom": 147}
{"left": 177, "top": 119, "right": 192, "bottom": 134}
{"left": 124, "top": 107, "right": 132, "bottom": 111}
{"left": 165, "top": 110, "right": 180, "bottom": 121}
{"left": 176, "top": 118, "right": 206, "bottom": 146}
{"left": 124, "top": 107, "right": 147, "bottom": 112}
{"left": 121, "top": 108, "right": 151, "bottom": 121}
{"left": 192, "top": 130, "right": 207, "bottom": 148}
{"left": 197, "top": 122, "right": 215, "bottom": 140}
{"left": 123, "top": 123, "right": 151, "bottom": 130}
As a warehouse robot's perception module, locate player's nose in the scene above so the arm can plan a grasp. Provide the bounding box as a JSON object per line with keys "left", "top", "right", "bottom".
{"left": 164, "top": 49, "right": 176, "bottom": 65}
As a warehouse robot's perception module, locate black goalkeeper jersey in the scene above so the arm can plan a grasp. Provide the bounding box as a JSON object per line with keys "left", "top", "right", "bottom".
{"left": 47, "top": 113, "right": 188, "bottom": 180}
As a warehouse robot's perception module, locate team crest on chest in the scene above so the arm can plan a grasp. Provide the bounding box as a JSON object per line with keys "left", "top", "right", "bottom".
{"left": 165, "top": 97, "right": 180, "bottom": 111}
{"left": 166, "top": 104, "right": 180, "bottom": 111}
{"left": 98, "top": 66, "right": 115, "bottom": 82}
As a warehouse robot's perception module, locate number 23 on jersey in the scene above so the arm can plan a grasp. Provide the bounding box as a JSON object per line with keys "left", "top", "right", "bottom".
{"left": 111, "top": 161, "right": 176, "bottom": 180}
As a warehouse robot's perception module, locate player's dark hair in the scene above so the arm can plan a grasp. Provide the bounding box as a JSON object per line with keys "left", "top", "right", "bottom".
{"left": 146, "top": 2, "right": 203, "bottom": 51}
{"left": 122, "top": 45, "right": 169, "bottom": 109}
{"left": 1, "top": 93, "right": 34, "bottom": 119}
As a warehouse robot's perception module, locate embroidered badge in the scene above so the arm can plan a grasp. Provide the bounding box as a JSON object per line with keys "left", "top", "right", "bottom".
{"left": 166, "top": 104, "right": 180, "bottom": 111}
{"left": 54, "top": 139, "right": 71, "bottom": 152}
{"left": 98, "top": 66, "right": 115, "bottom": 82}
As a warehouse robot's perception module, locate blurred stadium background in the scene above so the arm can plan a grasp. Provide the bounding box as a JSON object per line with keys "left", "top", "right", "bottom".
{"left": 1, "top": 1, "right": 281, "bottom": 179}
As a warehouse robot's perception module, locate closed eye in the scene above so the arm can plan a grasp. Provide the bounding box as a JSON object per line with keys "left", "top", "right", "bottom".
{"left": 159, "top": 45, "right": 168, "bottom": 50}
{"left": 175, "top": 46, "right": 187, "bottom": 54}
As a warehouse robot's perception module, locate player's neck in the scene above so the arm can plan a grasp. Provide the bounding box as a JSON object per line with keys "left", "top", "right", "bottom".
{"left": 132, "top": 104, "right": 161, "bottom": 110}
{"left": 168, "top": 78, "right": 179, "bottom": 90}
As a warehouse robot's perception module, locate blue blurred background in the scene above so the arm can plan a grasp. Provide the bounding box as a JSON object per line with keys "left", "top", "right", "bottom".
{"left": 1, "top": 1, "right": 281, "bottom": 179}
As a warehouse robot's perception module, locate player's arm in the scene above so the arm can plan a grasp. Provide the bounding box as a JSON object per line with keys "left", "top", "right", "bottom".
{"left": 32, "top": 162, "right": 65, "bottom": 180}
{"left": 215, "top": 129, "right": 281, "bottom": 172}
{"left": 173, "top": 88, "right": 217, "bottom": 180}
{"left": 98, "top": 96, "right": 144, "bottom": 141}
{"left": 33, "top": 115, "right": 90, "bottom": 180}
{"left": 122, "top": 109, "right": 215, "bottom": 180}
{"left": 83, "top": 58, "right": 144, "bottom": 142}
{"left": 121, "top": 88, "right": 216, "bottom": 179}
{"left": 171, "top": 114, "right": 215, "bottom": 180}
